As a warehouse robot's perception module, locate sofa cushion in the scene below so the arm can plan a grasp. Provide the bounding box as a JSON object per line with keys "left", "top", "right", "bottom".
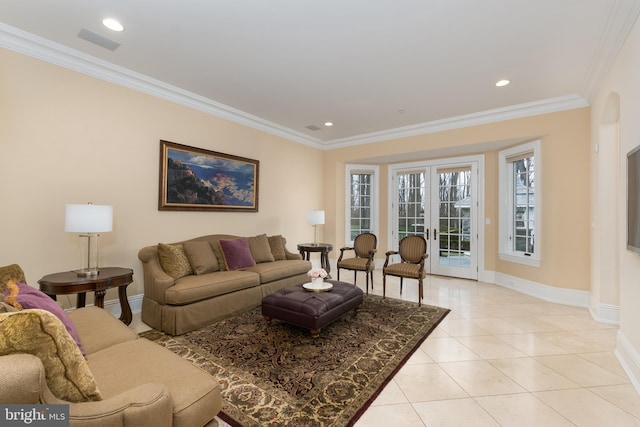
{"left": 268, "top": 235, "right": 288, "bottom": 261}
{"left": 248, "top": 233, "right": 275, "bottom": 263}
{"left": 158, "top": 243, "right": 194, "bottom": 279}
{"left": 244, "top": 259, "right": 312, "bottom": 284}
{"left": 88, "top": 338, "right": 221, "bottom": 427}
{"left": 165, "top": 270, "right": 260, "bottom": 305}
{"left": 219, "top": 238, "right": 256, "bottom": 270}
{"left": 4, "top": 281, "right": 86, "bottom": 358}
{"left": 183, "top": 240, "right": 219, "bottom": 274}
{"left": 0, "top": 309, "right": 102, "bottom": 402}
{"left": 67, "top": 306, "right": 138, "bottom": 356}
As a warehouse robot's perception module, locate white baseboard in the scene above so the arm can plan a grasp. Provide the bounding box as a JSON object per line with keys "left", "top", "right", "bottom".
{"left": 101, "top": 293, "right": 144, "bottom": 317}
{"left": 490, "top": 271, "right": 591, "bottom": 307}
{"left": 616, "top": 331, "right": 640, "bottom": 394}
{"left": 589, "top": 302, "right": 620, "bottom": 325}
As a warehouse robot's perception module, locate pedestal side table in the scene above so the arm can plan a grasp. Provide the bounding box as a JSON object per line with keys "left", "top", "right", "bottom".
{"left": 38, "top": 267, "right": 133, "bottom": 325}
{"left": 297, "top": 243, "right": 334, "bottom": 278}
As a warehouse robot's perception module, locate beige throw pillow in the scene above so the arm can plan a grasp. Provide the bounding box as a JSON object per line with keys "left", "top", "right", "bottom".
{"left": 268, "top": 235, "right": 287, "bottom": 261}
{"left": 0, "top": 309, "right": 102, "bottom": 402}
{"left": 183, "top": 240, "right": 219, "bottom": 274}
{"left": 248, "top": 234, "right": 275, "bottom": 263}
{"left": 157, "top": 243, "right": 194, "bottom": 279}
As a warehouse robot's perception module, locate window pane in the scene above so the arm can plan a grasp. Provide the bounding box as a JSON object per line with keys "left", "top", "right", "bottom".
{"left": 511, "top": 155, "right": 535, "bottom": 255}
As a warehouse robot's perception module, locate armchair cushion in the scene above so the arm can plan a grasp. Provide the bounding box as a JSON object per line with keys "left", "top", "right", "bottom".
{"left": 383, "top": 262, "right": 426, "bottom": 279}
{"left": 337, "top": 257, "right": 372, "bottom": 271}
{"left": 158, "top": 243, "right": 194, "bottom": 279}
{"left": 0, "top": 309, "right": 102, "bottom": 402}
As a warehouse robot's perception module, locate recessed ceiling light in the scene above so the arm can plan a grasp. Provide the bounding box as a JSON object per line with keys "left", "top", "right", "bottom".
{"left": 324, "top": 122, "right": 334, "bottom": 127}
{"left": 496, "top": 79, "right": 510, "bottom": 87}
{"left": 102, "top": 18, "right": 124, "bottom": 32}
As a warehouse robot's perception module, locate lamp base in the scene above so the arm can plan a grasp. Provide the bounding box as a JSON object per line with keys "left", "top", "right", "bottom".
{"left": 75, "top": 268, "right": 99, "bottom": 277}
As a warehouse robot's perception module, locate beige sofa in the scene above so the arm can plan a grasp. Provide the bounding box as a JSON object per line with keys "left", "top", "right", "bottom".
{"left": 139, "top": 234, "right": 311, "bottom": 335}
{"left": 0, "top": 305, "right": 222, "bottom": 427}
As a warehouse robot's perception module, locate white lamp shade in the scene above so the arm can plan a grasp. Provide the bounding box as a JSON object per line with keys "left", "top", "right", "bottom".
{"left": 307, "top": 210, "right": 325, "bottom": 225}
{"left": 65, "top": 204, "right": 113, "bottom": 233}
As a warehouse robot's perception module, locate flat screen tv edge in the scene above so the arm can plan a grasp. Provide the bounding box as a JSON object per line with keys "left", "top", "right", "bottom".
{"left": 627, "top": 144, "right": 640, "bottom": 254}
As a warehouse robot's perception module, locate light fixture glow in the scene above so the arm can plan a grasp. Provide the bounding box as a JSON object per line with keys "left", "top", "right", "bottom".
{"left": 324, "top": 122, "right": 334, "bottom": 127}
{"left": 102, "top": 18, "right": 124, "bottom": 32}
{"left": 495, "top": 79, "right": 510, "bottom": 87}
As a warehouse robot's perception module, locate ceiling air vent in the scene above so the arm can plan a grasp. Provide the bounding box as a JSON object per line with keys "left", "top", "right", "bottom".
{"left": 305, "top": 125, "right": 322, "bottom": 131}
{"left": 77, "top": 28, "right": 120, "bottom": 51}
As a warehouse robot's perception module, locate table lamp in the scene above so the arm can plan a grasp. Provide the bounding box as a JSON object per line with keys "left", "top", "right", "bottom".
{"left": 307, "top": 210, "right": 325, "bottom": 246}
{"left": 65, "top": 203, "right": 113, "bottom": 276}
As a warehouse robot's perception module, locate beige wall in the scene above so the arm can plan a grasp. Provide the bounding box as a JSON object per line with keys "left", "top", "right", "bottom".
{"left": 0, "top": 48, "right": 323, "bottom": 305}
{"left": 591, "top": 14, "right": 640, "bottom": 381}
{"left": 1, "top": 43, "right": 593, "bottom": 306}
{"left": 324, "top": 107, "right": 591, "bottom": 291}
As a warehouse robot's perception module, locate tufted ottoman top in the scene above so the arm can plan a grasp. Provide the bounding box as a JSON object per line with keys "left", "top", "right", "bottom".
{"left": 261, "top": 280, "right": 364, "bottom": 337}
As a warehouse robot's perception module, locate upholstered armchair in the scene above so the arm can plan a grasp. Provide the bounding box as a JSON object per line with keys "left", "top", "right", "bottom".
{"left": 382, "top": 235, "right": 428, "bottom": 306}
{"left": 337, "top": 233, "right": 377, "bottom": 294}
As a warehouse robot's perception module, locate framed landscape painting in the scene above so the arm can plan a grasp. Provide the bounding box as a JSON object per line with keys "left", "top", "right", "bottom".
{"left": 159, "top": 140, "right": 259, "bottom": 212}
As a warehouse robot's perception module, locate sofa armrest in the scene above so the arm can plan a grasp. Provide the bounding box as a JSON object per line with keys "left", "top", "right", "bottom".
{"left": 138, "top": 246, "right": 175, "bottom": 305}
{"left": 282, "top": 237, "right": 302, "bottom": 260}
{"left": 0, "top": 353, "right": 46, "bottom": 404}
{"left": 66, "top": 383, "right": 173, "bottom": 427}
{"left": 0, "top": 354, "right": 173, "bottom": 427}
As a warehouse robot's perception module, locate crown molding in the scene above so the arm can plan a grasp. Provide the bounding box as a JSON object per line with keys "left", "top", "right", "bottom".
{"left": 0, "top": 23, "right": 325, "bottom": 150}
{"left": 0, "top": 23, "right": 591, "bottom": 151}
{"left": 323, "top": 94, "right": 589, "bottom": 150}
{"left": 582, "top": 0, "right": 640, "bottom": 102}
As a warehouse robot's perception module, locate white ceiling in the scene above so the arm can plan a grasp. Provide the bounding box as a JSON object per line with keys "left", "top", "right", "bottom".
{"left": 1, "top": 1, "right": 639, "bottom": 149}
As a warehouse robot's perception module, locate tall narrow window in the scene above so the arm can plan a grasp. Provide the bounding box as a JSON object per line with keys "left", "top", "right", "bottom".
{"left": 345, "top": 165, "right": 379, "bottom": 245}
{"left": 499, "top": 141, "right": 541, "bottom": 266}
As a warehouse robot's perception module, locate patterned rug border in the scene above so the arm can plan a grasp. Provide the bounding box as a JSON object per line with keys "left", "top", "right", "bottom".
{"left": 141, "top": 295, "right": 450, "bottom": 427}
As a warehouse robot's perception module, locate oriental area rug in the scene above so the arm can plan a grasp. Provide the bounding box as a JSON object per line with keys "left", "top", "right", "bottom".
{"left": 140, "top": 294, "right": 449, "bottom": 427}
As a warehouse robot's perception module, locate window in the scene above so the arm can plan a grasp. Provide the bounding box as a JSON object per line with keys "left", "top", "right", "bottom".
{"left": 499, "top": 141, "right": 541, "bottom": 267}
{"left": 345, "top": 165, "right": 379, "bottom": 245}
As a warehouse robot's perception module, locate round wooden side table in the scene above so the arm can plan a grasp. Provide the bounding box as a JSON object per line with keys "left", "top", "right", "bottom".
{"left": 297, "top": 243, "right": 334, "bottom": 278}
{"left": 38, "top": 267, "right": 133, "bottom": 325}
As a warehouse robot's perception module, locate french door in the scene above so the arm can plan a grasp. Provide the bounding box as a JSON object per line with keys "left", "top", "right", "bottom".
{"left": 390, "top": 158, "right": 480, "bottom": 280}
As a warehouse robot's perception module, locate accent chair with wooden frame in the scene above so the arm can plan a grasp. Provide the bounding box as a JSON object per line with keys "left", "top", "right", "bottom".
{"left": 382, "top": 235, "right": 428, "bottom": 306}
{"left": 336, "top": 233, "right": 377, "bottom": 294}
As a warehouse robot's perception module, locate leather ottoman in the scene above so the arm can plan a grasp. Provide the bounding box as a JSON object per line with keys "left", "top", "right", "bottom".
{"left": 261, "top": 280, "right": 364, "bottom": 338}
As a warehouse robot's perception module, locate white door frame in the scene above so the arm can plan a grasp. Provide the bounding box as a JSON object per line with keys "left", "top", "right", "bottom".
{"left": 388, "top": 155, "right": 485, "bottom": 279}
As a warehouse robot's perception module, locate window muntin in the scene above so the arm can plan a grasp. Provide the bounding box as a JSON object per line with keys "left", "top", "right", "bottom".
{"left": 345, "top": 165, "right": 379, "bottom": 245}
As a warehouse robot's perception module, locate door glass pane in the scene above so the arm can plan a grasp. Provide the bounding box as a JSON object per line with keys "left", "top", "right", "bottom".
{"left": 397, "top": 172, "right": 425, "bottom": 240}
{"left": 437, "top": 169, "right": 471, "bottom": 268}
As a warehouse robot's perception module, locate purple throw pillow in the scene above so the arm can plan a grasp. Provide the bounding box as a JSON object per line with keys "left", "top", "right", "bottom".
{"left": 219, "top": 238, "right": 256, "bottom": 270}
{"left": 5, "top": 283, "right": 86, "bottom": 358}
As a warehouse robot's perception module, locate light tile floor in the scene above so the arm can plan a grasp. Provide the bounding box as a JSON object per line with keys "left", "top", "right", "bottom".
{"left": 130, "top": 272, "right": 640, "bottom": 427}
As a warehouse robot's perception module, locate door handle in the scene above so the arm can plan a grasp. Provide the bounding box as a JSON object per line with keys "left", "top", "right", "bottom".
{"left": 433, "top": 229, "right": 437, "bottom": 240}
{"left": 425, "top": 229, "right": 429, "bottom": 240}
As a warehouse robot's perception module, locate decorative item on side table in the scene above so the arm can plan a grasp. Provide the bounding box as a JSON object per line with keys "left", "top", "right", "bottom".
{"left": 303, "top": 268, "right": 332, "bottom": 292}
{"left": 65, "top": 203, "right": 113, "bottom": 277}
{"left": 306, "top": 210, "right": 325, "bottom": 245}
